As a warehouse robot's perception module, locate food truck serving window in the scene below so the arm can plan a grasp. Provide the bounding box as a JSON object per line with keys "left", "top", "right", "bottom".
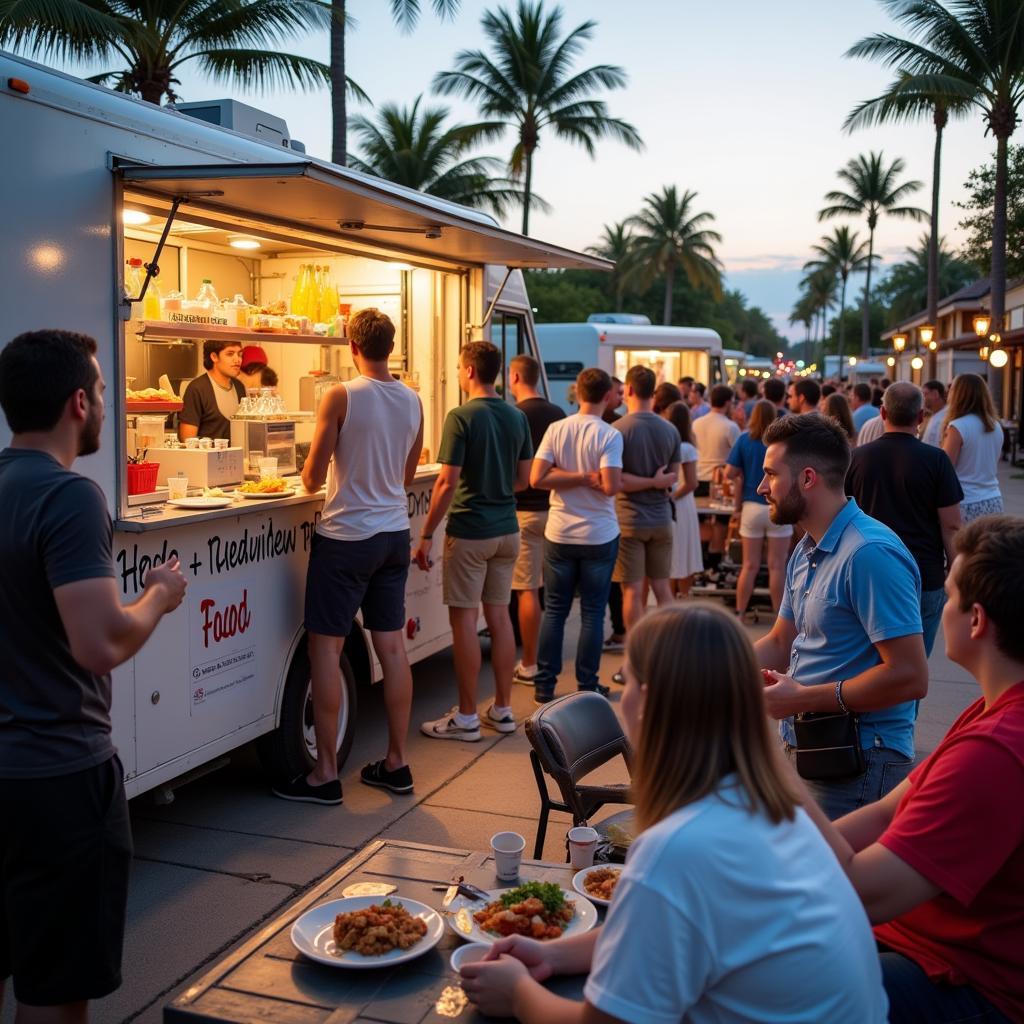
{"left": 117, "top": 161, "right": 612, "bottom": 272}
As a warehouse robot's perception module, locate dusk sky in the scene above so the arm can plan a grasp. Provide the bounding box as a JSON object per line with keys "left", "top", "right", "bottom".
{"left": 61, "top": 0, "right": 999, "bottom": 339}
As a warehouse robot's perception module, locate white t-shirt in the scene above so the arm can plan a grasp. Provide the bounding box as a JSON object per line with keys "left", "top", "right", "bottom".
{"left": 857, "top": 412, "right": 886, "bottom": 446}
{"left": 692, "top": 410, "right": 740, "bottom": 481}
{"left": 584, "top": 785, "right": 887, "bottom": 1024}
{"left": 922, "top": 404, "right": 947, "bottom": 447}
{"left": 535, "top": 413, "right": 623, "bottom": 545}
{"left": 949, "top": 413, "right": 1003, "bottom": 504}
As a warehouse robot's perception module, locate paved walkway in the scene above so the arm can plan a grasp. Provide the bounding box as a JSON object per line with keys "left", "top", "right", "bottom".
{"left": 7, "top": 461, "right": 1022, "bottom": 1024}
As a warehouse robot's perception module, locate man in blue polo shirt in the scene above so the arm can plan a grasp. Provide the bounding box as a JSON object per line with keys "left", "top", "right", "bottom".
{"left": 754, "top": 413, "right": 929, "bottom": 820}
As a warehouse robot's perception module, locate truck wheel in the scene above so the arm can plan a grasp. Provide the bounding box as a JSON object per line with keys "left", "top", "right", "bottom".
{"left": 259, "top": 643, "right": 357, "bottom": 783}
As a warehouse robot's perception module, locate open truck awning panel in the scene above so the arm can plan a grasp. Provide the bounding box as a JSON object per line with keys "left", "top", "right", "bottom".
{"left": 118, "top": 161, "right": 611, "bottom": 272}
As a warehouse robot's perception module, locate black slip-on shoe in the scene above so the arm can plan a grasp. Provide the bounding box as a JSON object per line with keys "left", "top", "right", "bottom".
{"left": 271, "top": 774, "right": 343, "bottom": 805}
{"left": 360, "top": 760, "right": 414, "bottom": 794}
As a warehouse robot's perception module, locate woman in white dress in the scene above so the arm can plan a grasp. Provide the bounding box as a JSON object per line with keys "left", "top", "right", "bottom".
{"left": 942, "top": 373, "right": 1004, "bottom": 523}
{"left": 663, "top": 401, "right": 702, "bottom": 595}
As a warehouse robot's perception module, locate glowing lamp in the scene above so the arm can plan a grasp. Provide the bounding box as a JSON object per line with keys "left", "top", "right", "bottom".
{"left": 893, "top": 333, "right": 907, "bottom": 353}
{"left": 989, "top": 347, "right": 1008, "bottom": 368}
{"left": 972, "top": 313, "right": 991, "bottom": 338}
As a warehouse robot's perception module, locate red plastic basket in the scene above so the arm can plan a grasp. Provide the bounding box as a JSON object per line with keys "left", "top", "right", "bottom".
{"left": 127, "top": 461, "right": 160, "bottom": 495}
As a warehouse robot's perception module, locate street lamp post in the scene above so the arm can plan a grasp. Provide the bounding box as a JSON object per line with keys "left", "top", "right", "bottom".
{"left": 892, "top": 332, "right": 907, "bottom": 379}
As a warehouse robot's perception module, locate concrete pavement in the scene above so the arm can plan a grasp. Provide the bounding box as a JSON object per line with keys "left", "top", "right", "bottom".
{"left": 5, "top": 460, "right": 1020, "bottom": 1024}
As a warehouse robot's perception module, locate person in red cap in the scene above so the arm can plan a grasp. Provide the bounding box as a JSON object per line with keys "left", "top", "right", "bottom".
{"left": 238, "top": 345, "right": 276, "bottom": 391}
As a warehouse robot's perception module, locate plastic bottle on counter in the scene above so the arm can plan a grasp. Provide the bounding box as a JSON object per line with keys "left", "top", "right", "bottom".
{"left": 320, "top": 268, "right": 338, "bottom": 328}
{"left": 290, "top": 264, "right": 307, "bottom": 318}
{"left": 223, "top": 294, "right": 249, "bottom": 327}
{"left": 125, "top": 258, "right": 144, "bottom": 318}
{"left": 143, "top": 275, "right": 162, "bottom": 321}
{"left": 195, "top": 278, "right": 220, "bottom": 309}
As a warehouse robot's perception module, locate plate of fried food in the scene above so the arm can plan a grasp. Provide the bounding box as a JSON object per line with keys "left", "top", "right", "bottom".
{"left": 572, "top": 865, "right": 622, "bottom": 908}
{"left": 290, "top": 896, "right": 444, "bottom": 969}
{"left": 235, "top": 478, "right": 295, "bottom": 499}
{"left": 446, "top": 881, "right": 597, "bottom": 945}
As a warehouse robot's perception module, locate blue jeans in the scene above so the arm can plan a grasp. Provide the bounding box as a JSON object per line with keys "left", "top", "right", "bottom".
{"left": 920, "top": 586, "right": 945, "bottom": 658}
{"left": 534, "top": 538, "right": 619, "bottom": 699}
{"left": 880, "top": 951, "right": 1011, "bottom": 1022}
{"left": 789, "top": 744, "right": 915, "bottom": 821}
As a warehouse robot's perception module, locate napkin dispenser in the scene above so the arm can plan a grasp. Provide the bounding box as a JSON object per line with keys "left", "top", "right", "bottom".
{"left": 152, "top": 446, "right": 245, "bottom": 488}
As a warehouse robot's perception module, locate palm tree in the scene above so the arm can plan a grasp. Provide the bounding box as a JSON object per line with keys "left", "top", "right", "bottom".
{"left": 875, "top": 233, "right": 976, "bottom": 321}
{"left": 845, "top": 0, "right": 1024, "bottom": 393}
{"left": 801, "top": 267, "right": 839, "bottom": 371}
{"left": 844, "top": 75, "right": 971, "bottom": 348}
{"left": 586, "top": 222, "right": 639, "bottom": 311}
{"left": 804, "top": 227, "right": 874, "bottom": 378}
{"left": 348, "top": 96, "right": 540, "bottom": 217}
{"left": 626, "top": 187, "right": 723, "bottom": 326}
{"left": 789, "top": 295, "right": 815, "bottom": 367}
{"left": 433, "top": 0, "right": 643, "bottom": 234}
{"left": 0, "top": 0, "right": 334, "bottom": 105}
{"left": 330, "top": 0, "right": 460, "bottom": 166}
{"left": 819, "top": 151, "right": 926, "bottom": 356}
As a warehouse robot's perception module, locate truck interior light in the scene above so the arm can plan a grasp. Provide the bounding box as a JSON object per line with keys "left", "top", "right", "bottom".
{"left": 122, "top": 209, "right": 151, "bottom": 226}
{"left": 228, "top": 236, "right": 261, "bottom": 250}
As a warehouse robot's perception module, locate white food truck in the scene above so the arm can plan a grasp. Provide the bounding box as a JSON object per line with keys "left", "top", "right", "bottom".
{"left": 0, "top": 52, "right": 609, "bottom": 800}
{"left": 535, "top": 322, "right": 724, "bottom": 413}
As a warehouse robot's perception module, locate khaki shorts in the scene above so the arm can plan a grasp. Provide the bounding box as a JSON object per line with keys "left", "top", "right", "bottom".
{"left": 739, "top": 501, "right": 794, "bottom": 540}
{"left": 613, "top": 524, "right": 674, "bottom": 583}
{"left": 512, "top": 510, "right": 548, "bottom": 591}
{"left": 443, "top": 532, "right": 520, "bottom": 608}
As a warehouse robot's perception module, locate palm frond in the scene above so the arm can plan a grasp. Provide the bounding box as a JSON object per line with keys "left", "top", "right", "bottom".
{"left": 186, "top": 48, "right": 330, "bottom": 93}
{"left": 389, "top": 0, "right": 460, "bottom": 32}
{"left": 0, "top": 0, "right": 130, "bottom": 62}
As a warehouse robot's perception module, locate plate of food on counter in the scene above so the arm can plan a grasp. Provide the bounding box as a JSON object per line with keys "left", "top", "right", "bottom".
{"left": 572, "top": 865, "right": 622, "bottom": 908}
{"left": 290, "top": 896, "right": 444, "bottom": 969}
{"left": 234, "top": 478, "right": 295, "bottom": 499}
{"left": 445, "top": 881, "right": 597, "bottom": 945}
{"left": 167, "top": 487, "right": 235, "bottom": 510}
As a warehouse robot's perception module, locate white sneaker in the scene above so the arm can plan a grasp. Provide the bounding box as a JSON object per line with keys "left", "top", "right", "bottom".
{"left": 512, "top": 662, "right": 537, "bottom": 685}
{"left": 421, "top": 707, "right": 481, "bottom": 742}
{"left": 483, "top": 705, "right": 517, "bottom": 733}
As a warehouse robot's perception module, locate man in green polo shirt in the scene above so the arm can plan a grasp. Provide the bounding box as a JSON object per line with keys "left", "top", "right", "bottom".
{"left": 413, "top": 342, "right": 532, "bottom": 740}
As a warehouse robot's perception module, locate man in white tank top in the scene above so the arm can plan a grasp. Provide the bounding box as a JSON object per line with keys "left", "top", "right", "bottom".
{"left": 272, "top": 310, "right": 423, "bottom": 806}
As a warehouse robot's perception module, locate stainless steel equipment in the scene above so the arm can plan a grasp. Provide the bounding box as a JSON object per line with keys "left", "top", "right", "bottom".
{"left": 230, "top": 418, "right": 297, "bottom": 476}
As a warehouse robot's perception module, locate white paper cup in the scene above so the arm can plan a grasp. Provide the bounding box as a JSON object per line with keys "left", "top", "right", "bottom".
{"left": 491, "top": 831, "right": 525, "bottom": 881}
{"left": 567, "top": 826, "right": 599, "bottom": 869}
{"left": 258, "top": 456, "right": 278, "bottom": 479}
{"left": 166, "top": 475, "right": 189, "bottom": 500}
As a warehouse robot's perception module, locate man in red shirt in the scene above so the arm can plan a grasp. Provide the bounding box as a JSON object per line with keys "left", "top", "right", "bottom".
{"left": 792, "top": 514, "right": 1023, "bottom": 1022}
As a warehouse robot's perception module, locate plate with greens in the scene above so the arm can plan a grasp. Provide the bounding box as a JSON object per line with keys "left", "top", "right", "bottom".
{"left": 444, "top": 881, "right": 597, "bottom": 944}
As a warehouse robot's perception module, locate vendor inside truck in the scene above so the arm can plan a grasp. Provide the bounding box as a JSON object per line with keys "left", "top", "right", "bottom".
{"left": 178, "top": 338, "right": 246, "bottom": 442}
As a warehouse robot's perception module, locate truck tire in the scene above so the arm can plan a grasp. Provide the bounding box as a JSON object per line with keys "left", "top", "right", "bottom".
{"left": 259, "top": 642, "right": 358, "bottom": 783}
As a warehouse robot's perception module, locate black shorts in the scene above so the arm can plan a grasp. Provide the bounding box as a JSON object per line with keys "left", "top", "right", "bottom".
{"left": 304, "top": 528, "right": 411, "bottom": 636}
{"left": 0, "top": 755, "right": 132, "bottom": 1006}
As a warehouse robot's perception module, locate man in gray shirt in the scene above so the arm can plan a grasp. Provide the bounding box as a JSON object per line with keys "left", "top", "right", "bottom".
{"left": 612, "top": 365, "right": 680, "bottom": 633}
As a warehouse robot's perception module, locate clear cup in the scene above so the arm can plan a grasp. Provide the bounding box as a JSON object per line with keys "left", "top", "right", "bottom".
{"left": 166, "top": 475, "right": 189, "bottom": 500}
{"left": 249, "top": 449, "right": 265, "bottom": 473}
{"left": 213, "top": 438, "right": 229, "bottom": 450}
{"left": 491, "top": 831, "right": 526, "bottom": 882}
{"left": 567, "top": 826, "right": 599, "bottom": 869}
{"left": 184, "top": 437, "right": 200, "bottom": 450}
{"left": 258, "top": 456, "right": 278, "bottom": 479}
{"left": 198, "top": 437, "right": 213, "bottom": 450}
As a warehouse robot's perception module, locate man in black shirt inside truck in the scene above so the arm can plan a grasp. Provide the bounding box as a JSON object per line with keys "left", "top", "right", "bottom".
{"left": 0, "top": 330, "right": 185, "bottom": 1023}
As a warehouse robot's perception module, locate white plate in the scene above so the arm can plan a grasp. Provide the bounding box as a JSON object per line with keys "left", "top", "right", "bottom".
{"left": 234, "top": 488, "right": 296, "bottom": 500}
{"left": 445, "top": 887, "right": 597, "bottom": 945}
{"left": 167, "top": 496, "right": 234, "bottom": 509}
{"left": 290, "top": 896, "right": 444, "bottom": 969}
{"left": 572, "top": 865, "right": 622, "bottom": 908}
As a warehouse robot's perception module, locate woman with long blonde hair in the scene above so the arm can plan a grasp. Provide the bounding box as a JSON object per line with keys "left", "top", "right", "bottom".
{"left": 461, "top": 605, "right": 886, "bottom": 1023}
{"left": 942, "top": 374, "right": 1003, "bottom": 522}
{"left": 725, "top": 399, "right": 792, "bottom": 615}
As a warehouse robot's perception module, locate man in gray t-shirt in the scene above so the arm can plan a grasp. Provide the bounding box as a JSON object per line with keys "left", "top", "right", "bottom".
{"left": 612, "top": 366, "right": 680, "bottom": 632}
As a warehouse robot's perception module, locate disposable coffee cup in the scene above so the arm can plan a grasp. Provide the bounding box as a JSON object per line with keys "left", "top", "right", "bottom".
{"left": 567, "top": 826, "right": 599, "bottom": 869}
{"left": 258, "top": 456, "right": 278, "bottom": 479}
{"left": 166, "top": 475, "right": 189, "bottom": 500}
{"left": 491, "top": 831, "right": 525, "bottom": 882}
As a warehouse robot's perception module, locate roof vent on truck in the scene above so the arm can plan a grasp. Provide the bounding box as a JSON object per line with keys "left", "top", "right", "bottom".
{"left": 170, "top": 98, "right": 306, "bottom": 153}
{"left": 586, "top": 313, "right": 651, "bottom": 325}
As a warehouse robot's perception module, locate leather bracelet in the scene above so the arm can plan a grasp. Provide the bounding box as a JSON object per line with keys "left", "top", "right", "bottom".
{"left": 421, "top": 534, "right": 433, "bottom": 540}
{"left": 835, "top": 679, "right": 849, "bottom": 714}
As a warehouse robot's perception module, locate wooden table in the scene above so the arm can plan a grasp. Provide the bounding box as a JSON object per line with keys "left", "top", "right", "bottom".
{"left": 165, "top": 839, "right": 592, "bottom": 1024}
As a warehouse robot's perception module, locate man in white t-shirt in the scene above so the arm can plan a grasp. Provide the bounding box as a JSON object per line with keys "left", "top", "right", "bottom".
{"left": 921, "top": 379, "right": 948, "bottom": 447}
{"left": 529, "top": 368, "right": 623, "bottom": 703}
{"left": 693, "top": 384, "right": 741, "bottom": 571}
